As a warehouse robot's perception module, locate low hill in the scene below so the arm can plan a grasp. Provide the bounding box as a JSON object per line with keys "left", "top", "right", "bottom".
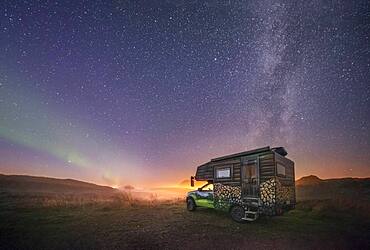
{"left": 179, "top": 179, "right": 190, "bottom": 187}
{"left": 296, "top": 175, "right": 322, "bottom": 186}
{"left": 296, "top": 175, "right": 370, "bottom": 201}
{"left": 0, "top": 174, "right": 116, "bottom": 194}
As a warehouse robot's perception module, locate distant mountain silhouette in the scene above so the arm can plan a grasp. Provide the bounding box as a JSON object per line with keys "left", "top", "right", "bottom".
{"left": 296, "top": 175, "right": 322, "bottom": 186}
{"left": 296, "top": 175, "right": 370, "bottom": 201}
{"left": 0, "top": 174, "right": 117, "bottom": 194}
{"left": 179, "top": 179, "right": 190, "bottom": 187}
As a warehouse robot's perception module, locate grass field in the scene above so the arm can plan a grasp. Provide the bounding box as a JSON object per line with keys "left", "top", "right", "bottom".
{"left": 0, "top": 174, "right": 369, "bottom": 249}
{"left": 1, "top": 197, "right": 369, "bottom": 250}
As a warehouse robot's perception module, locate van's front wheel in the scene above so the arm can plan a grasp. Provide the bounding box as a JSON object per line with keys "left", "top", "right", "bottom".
{"left": 230, "top": 205, "right": 245, "bottom": 223}
{"left": 186, "top": 198, "right": 196, "bottom": 211}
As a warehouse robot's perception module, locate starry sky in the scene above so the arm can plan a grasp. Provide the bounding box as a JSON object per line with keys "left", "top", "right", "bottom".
{"left": 1, "top": 0, "right": 369, "bottom": 187}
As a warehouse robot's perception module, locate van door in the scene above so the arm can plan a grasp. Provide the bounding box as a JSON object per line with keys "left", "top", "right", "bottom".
{"left": 242, "top": 160, "right": 259, "bottom": 197}
{"left": 195, "top": 184, "right": 214, "bottom": 208}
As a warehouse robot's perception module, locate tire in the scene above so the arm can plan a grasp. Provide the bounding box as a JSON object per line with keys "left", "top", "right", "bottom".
{"left": 230, "top": 205, "right": 246, "bottom": 223}
{"left": 186, "top": 198, "right": 196, "bottom": 211}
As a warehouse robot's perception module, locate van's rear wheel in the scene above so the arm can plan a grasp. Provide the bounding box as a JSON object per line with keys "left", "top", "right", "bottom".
{"left": 187, "top": 198, "right": 196, "bottom": 211}
{"left": 230, "top": 205, "right": 245, "bottom": 223}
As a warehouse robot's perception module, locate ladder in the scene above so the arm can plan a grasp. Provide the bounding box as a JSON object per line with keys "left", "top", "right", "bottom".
{"left": 242, "top": 209, "right": 259, "bottom": 221}
{"left": 242, "top": 197, "right": 260, "bottom": 221}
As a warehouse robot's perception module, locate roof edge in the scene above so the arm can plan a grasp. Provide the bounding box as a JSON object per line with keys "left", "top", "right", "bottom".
{"left": 210, "top": 146, "right": 271, "bottom": 162}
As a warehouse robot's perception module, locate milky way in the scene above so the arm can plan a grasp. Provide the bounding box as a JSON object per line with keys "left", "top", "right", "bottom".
{"left": 0, "top": 1, "right": 369, "bottom": 186}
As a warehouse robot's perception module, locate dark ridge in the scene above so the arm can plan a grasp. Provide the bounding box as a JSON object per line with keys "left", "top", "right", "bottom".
{"left": 0, "top": 173, "right": 116, "bottom": 194}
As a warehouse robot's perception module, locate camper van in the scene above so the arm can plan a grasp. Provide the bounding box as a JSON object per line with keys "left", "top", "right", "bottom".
{"left": 186, "top": 146, "right": 295, "bottom": 222}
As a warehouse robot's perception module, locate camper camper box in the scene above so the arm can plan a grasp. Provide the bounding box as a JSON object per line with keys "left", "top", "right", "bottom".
{"left": 186, "top": 146, "right": 295, "bottom": 222}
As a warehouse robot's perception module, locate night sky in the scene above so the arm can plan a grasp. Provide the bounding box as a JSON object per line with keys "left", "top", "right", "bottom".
{"left": 1, "top": 1, "right": 369, "bottom": 187}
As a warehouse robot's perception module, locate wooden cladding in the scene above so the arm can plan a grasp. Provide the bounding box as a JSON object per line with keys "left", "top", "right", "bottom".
{"left": 195, "top": 164, "right": 213, "bottom": 181}
{"left": 195, "top": 159, "right": 242, "bottom": 184}
{"left": 259, "top": 152, "right": 275, "bottom": 182}
{"left": 275, "top": 152, "right": 295, "bottom": 185}
{"left": 195, "top": 148, "right": 295, "bottom": 190}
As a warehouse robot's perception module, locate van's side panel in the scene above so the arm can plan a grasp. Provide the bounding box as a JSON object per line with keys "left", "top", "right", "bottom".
{"left": 274, "top": 152, "right": 296, "bottom": 207}
{"left": 258, "top": 152, "right": 276, "bottom": 183}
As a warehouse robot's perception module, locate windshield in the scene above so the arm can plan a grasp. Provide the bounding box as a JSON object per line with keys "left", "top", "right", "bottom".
{"left": 200, "top": 183, "right": 214, "bottom": 191}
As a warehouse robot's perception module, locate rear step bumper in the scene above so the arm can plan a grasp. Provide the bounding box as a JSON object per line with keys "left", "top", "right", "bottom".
{"left": 242, "top": 211, "right": 258, "bottom": 221}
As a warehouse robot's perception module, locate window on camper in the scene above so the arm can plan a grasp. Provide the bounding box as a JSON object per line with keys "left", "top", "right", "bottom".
{"left": 216, "top": 167, "right": 231, "bottom": 179}
{"left": 277, "top": 163, "right": 286, "bottom": 176}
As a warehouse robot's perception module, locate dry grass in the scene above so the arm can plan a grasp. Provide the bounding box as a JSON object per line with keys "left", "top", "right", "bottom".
{"left": 296, "top": 198, "right": 370, "bottom": 219}
{"left": 0, "top": 189, "right": 184, "bottom": 210}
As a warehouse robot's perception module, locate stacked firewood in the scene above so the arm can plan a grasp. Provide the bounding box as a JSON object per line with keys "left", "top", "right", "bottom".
{"left": 259, "top": 178, "right": 277, "bottom": 215}
{"left": 276, "top": 181, "right": 294, "bottom": 206}
{"left": 260, "top": 177, "right": 295, "bottom": 215}
{"left": 260, "top": 178, "right": 276, "bottom": 206}
{"left": 214, "top": 183, "right": 242, "bottom": 210}
{"left": 213, "top": 180, "right": 294, "bottom": 214}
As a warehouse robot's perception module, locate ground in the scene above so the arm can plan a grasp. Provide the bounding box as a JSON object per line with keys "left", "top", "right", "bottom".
{"left": 1, "top": 200, "right": 369, "bottom": 250}
{"left": 1, "top": 174, "right": 369, "bottom": 249}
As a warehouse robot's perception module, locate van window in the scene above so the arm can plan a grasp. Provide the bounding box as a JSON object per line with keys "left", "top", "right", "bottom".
{"left": 204, "top": 183, "right": 213, "bottom": 191}
{"left": 216, "top": 167, "right": 231, "bottom": 178}
{"left": 277, "top": 163, "right": 286, "bottom": 176}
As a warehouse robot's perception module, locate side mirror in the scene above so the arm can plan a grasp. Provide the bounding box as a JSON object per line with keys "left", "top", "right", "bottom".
{"left": 190, "top": 176, "right": 195, "bottom": 187}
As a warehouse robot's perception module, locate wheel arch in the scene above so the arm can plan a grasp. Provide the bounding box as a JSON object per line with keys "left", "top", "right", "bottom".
{"left": 228, "top": 202, "right": 243, "bottom": 213}
{"left": 186, "top": 195, "right": 196, "bottom": 204}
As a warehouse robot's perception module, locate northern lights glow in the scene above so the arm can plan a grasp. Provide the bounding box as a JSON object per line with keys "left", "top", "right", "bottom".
{"left": 0, "top": 76, "right": 143, "bottom": 186}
